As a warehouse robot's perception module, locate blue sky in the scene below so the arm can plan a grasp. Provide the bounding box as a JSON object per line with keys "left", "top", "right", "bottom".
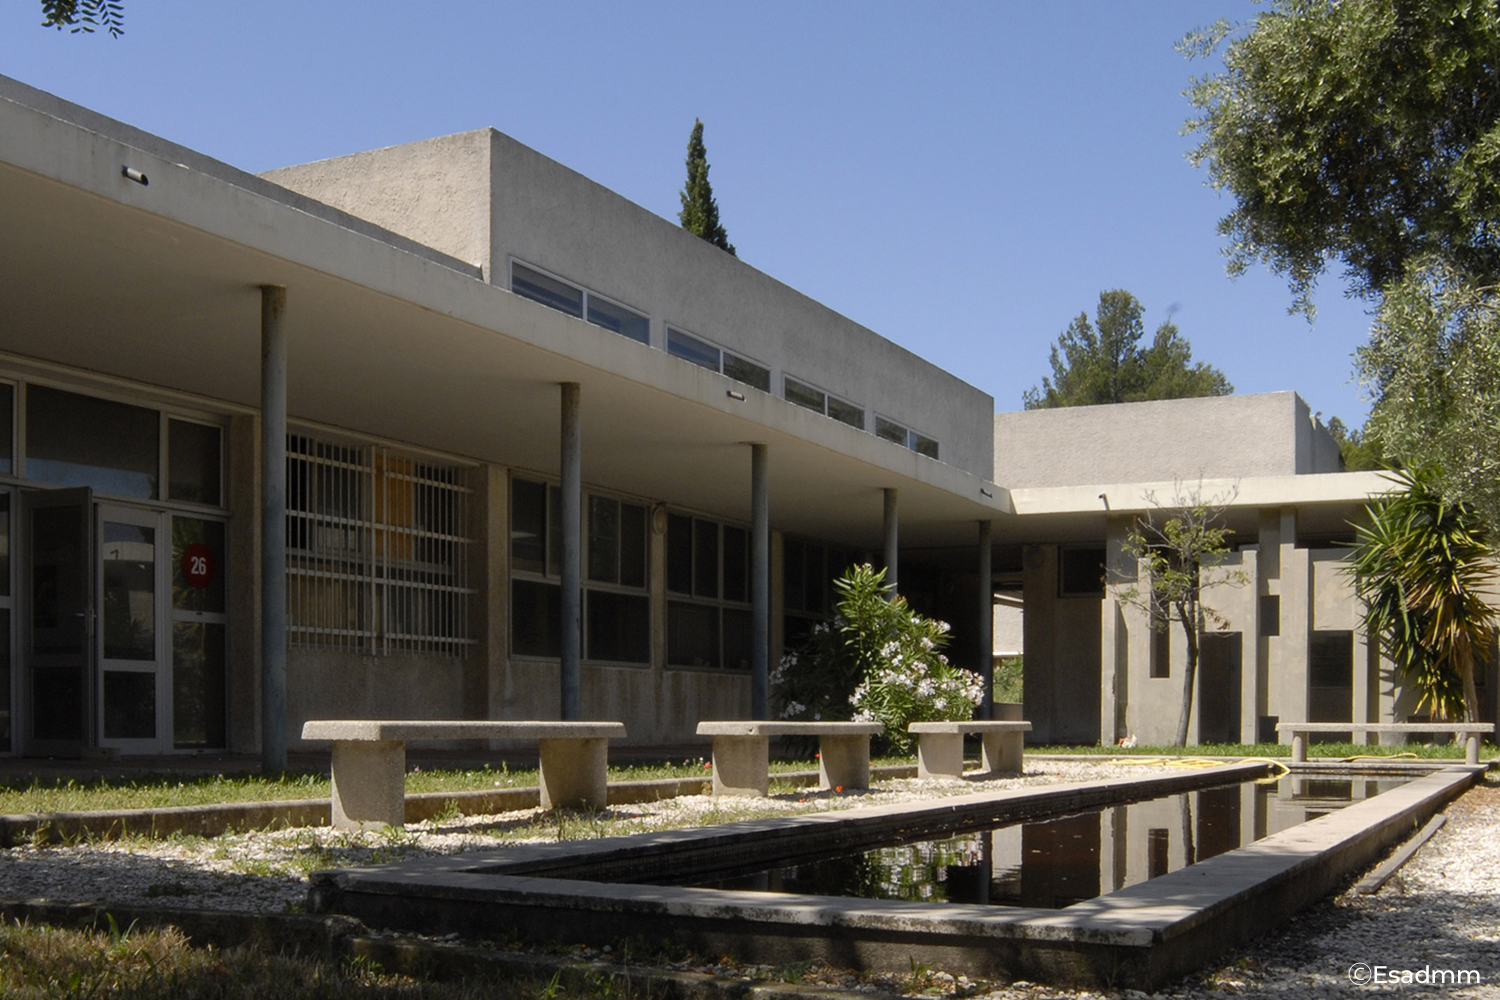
{"left": 0, "top": 0, "right": 1375, "bottom": 425}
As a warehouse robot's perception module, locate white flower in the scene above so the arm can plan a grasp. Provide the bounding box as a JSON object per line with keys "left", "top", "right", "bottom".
{"left": 933, "top": 697, "right": 948, "bottom": 711}
{"left": 936, "top": 620, "right": 951, "bottom": 634}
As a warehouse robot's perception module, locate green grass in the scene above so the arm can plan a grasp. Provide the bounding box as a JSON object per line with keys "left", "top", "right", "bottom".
{"left": 0, "top": 919, "right": 609, "bottom": 999}
{"left": 1032, "top": 741, "right": 1474, "bottom": 759}
{"left": 0, "top": 756, "right": 864, "bottom": 816}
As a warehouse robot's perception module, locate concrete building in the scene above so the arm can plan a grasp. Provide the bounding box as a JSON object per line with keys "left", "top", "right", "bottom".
{"left": 0, "top": 76, "right": 1481, "bottom": 759}
{"left": 995, "top": 393, "right": 1497, "bottom": 746}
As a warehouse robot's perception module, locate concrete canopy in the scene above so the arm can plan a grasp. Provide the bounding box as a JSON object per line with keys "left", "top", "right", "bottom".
{"left": 0, "top": 79, "right": 1007, "bottom": 553}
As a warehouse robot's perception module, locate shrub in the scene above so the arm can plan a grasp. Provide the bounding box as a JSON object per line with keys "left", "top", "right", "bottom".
{"left": 772, "top": 564, "right": 983, "bottom": 753}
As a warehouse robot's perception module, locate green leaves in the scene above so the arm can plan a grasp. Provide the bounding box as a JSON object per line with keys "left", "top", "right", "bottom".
{"left": 1349, "top": 467, "right": 1496, "bottom": 722}
{"left": 1183, "top": 0, "right": 1500, "bottom": 311}
{"left": 678, "top": 119, "right": 736, "bottom": 256}
{"left": 1024, "top": 290, "right": 1232, "bottom": 408}
{"left": 39, "top": 0, "right": 123, "bottom": 37}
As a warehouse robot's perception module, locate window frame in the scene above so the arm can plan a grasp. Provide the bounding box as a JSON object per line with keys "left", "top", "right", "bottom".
{"left": 665, "top": 510, "right": 754, "bottom": 671}
{"left": 783, "top": 375, "right": 864, "bottom": 430}
{"left": 509, "top": 259, "right": 650, "bottom": 346}
{"left": 666, "top": 326, "right": 772, "bottom": 394}
{"left": 873, "top": 414, "right": 939, "bottom": 459}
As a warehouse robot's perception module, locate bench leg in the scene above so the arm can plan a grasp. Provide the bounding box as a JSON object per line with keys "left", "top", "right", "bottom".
{"left": 916, "top": 733, "right": 964, "bottom": 780}
{"left": 1291, "top": 733, "right": 1307, "bottom": 764}
{"left": 818, "top": 735, "right": 871, "bottom": 790}
{"left": 980, "top": 731, "right": 1024, "bottom": 777}
{"left": 538, "top": 737, "right": 609, "bottom": 810}
{"left": 329, "top": 739, "right": 406, "bottom": 831}
{"left": 711, "top": 735, "right": 769, "bottom": 797}
{"left": 1466, "top": 734, "right": 1480, "bottom": 766}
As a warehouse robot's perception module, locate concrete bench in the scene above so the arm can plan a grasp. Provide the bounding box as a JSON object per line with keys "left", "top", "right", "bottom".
{"left": 1275, "top": 722, "right": 1494, "bottom": 765}
{"left": 301, "top": 720, "right": 626, "bottom": 830}
{"left": 695, "top": 721, "right": 883, "bottom": 797}
{"left": 908, "top": 720, "right": 1033, "bottom": 780}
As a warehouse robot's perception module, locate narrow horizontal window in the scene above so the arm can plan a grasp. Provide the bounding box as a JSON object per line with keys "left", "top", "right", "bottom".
{"left": 667, "top": 328, "right": 720, "bottom": 371}
{"left": 512, "top": 262, "right": 583, "bottom": 318}
{"left": 783, "top": 376, "right": 826, "bottom": 414}
{"left": 587, "top": 296, "right": 649, "bottom": 344}
{"left": 827, "top": 396, "right": 864, "bottom": 430}
{"left": 874, "top": 415, "right": 907, "bottom": 445}
{"left": 722, "top": 352, "right": 771, "bottom": 393}
{"left": 911, "top": 433, "right": 939, "bottom": 459}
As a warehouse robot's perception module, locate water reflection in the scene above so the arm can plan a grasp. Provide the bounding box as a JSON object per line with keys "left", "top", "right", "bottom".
{"left": 689, "top": 776, "right": 1405, "bottom": 908}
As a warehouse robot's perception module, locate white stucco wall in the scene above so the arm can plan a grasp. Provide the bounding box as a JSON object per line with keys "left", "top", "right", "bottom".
{"left": 993, "top": 392, "right": 1341, "bottom": 489}
{"left": 262, "top": 128, "right": 995, "bottom": 479}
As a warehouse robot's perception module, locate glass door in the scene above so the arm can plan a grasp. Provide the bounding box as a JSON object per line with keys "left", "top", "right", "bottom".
{"left": 97, "top": 504, "right": 165, "bottom": 753}
{"left": 23, "top": 487, "right": 93, "bottom": 757}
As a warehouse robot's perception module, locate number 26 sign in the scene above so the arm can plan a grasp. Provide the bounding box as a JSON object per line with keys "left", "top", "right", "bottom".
{"left": 181, "top": 542, "right": 216, "bottom": 589}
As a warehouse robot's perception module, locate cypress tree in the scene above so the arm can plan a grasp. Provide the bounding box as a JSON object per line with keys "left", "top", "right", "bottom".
{"left": 678, "top": 119, "right": 735, "bottom": 256}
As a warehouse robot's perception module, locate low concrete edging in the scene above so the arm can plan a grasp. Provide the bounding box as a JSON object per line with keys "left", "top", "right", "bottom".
{"left": 0, "top": 767, "right": 915, "bottom": 846}
{"left": 307, "top": 763, "right": 1480, "bottom": 990}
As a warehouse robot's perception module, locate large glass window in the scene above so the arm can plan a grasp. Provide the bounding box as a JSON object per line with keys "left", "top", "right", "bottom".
{"left": 287, "top": 434, "right": 475, "bottom": 656}
{"left": 667, "top": 329, "right": 720, "bottom": 371}
{"left": 511, "top": 478, "right": 650, "bottom": 664}
{"left": 785, "top": 376, "right": 863, "bottom": 430}
{"left": 0, "top": 382, "right": 13, "bottom": 476}
{"left": 27, "top": 385, "right": 159, "bottom": 498}
{"left": 587, "top": 297, "right": 649, "bottom": 345}
{"left": 667, "top": 513, "right": 752, "bottom": 670}
{"left": 172, "top": 515, "right": 226, "bottom": 749}
{"left": 168, "top": 419, "right": 222, "bottom": 506}
{"left": 782, "top": 537, "right": 853, "bottom": 652}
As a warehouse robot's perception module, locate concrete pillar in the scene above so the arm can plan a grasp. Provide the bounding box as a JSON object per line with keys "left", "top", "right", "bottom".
{"left": 977, "top": 519, "right": 994, "bottom": 719}
{"left": 560, "top": 383, "right": 581, "bottom": 720}
{"left": 751, "top": 443, "right": 770, "bottom": 719}
{"left": 1278, "top": 508, "right": 1309, "bottom": 741}
{"left": 259, "top": 285, "right": 287, "bottom": 775}
{"left": 883, "top": 487, "right": 899, "bottom": 598}
{"left": 1101, "top": 515, "right": 1134, "bottom": 745}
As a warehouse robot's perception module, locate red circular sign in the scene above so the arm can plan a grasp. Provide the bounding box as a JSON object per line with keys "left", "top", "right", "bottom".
{"left": 182, "top": 542, "right": 215, "bottom": 589}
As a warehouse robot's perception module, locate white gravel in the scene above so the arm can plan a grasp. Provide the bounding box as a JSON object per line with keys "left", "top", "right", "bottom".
{"left": 1, "top": 761, "right": 1495, "bottom": 998}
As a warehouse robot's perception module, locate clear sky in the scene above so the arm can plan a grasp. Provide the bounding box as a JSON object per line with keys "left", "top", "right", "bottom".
{"left": 0, "top": 0, "right": 1376, "bottom": 426}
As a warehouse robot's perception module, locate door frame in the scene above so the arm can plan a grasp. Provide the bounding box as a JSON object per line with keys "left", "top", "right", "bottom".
{"left": 96, "top": 502, "right": 169, "bottom": 754}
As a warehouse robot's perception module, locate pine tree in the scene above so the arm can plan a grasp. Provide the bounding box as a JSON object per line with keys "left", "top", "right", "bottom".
{"left": 678, "top": 119, "right": 735, "bottom": 256}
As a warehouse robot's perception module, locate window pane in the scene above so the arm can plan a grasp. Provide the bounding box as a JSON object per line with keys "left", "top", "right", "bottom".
{"left": 666, "top": 513, "right": 693, "bottom": 594}
{"left": 172, "top": 516, "right": 226, "bottom": 614}
{"left": 547, "top": 485, "right": 564, "bottom": 577}
{"left": 667, "top": 329, "right": 720, "bottom": 371}
{"left": 512, "top": 262, "right": 583, "bottom": 317}
{"left": 827, "top": 396, "right": 864, "bottom": 429}
{"left": 875, "top": 416, "right": 908, "bottom": 445}
{"left": 783, "top": 537, "right": 806, "bottom": 613}
{"left": 0, "top": 615, "right": 9, "bottom": 751}
{"left": 587, "top": 590, "right": 649, "bottom": 663}
{"left": 668, "top": 601, "right": 719, "bottom": 668}
{"left": 103, "top": 671, "right": 154, "bottom": 739}
{"left": 0, "top": 382, "right": 12, "bottom": 475}
{"left": 588, "top": 496, "right": 619, "bottom": 584}
{"left": 27, "top": 385, "right": 159, "bottom": 498}
{"left": 102, "top": 522, "right": 154, "bottom": 661}
{"left": 0, "top": 493, "right": 9, "bottom": 599}
{"left": 722, "top": 525, "right": 747, "bottom": 603}
{"left": 783, "top": 376, "right": 825, "bottom": 414}
{"left": 587, "top": 297, "right": 649, "bottom": 344}
{"left": 722, "top": 608, "right": 751, "bottom": 671}
{"left": 173, "top": 621, "right": 225, "bottom": 748}
{"left": 511, "top": 579, "right": 561, "bottom": 657}
{"left": 619, "top": 502, "right": 647, "bottom": 589}
{"left": 912, "top": 433, "right": 940, "bottom": 459}
{"left": 722, "top": 353, "right": 771, "bottom": 393}
{"left": 805, "top": 543, "right": 827, "bottom": 615}
{"left": 694, "top": 518, "right": 719, "bottom": 599}
{"left": 168, "top": 420, "right": 222, "bottom": 505}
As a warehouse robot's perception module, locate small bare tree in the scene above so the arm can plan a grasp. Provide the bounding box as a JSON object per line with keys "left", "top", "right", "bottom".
{"left": 1115, "top": 481, "right": 1247, "bottom": 746}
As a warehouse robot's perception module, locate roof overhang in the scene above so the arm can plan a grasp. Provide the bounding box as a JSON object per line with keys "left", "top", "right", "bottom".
{"left": 0, "top": 80, "right": 1007, "bottom": 553}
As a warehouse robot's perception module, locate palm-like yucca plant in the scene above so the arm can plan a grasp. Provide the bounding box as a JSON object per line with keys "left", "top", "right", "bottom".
{"left": 1349, "top": 467, "right": 1497, "bottom": 723}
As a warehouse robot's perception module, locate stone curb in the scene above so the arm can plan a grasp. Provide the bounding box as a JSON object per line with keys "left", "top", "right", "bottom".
{"left": 0, "top": 765, "right": 919, "bottom": 846}
{"left": 0, "top": 897, "right": 856, "bottom": 999}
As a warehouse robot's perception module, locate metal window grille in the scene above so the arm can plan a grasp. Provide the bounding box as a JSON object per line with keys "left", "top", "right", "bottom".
{"left": 286, "top": 434, "right": 475, "bottom": 656}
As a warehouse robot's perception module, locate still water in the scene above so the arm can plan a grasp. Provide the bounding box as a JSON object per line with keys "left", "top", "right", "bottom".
{"left": 684, "top": 775, "right": 1407, "bottom": 909}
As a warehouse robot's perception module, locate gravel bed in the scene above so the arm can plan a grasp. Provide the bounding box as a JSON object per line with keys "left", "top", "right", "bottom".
{"left": 1, "top": 761, "right": 1494, "bottom": 998}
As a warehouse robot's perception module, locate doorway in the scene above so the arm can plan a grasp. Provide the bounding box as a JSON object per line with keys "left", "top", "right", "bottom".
{"left": 18, "top": 490, "right": 226, "bottom": 756}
